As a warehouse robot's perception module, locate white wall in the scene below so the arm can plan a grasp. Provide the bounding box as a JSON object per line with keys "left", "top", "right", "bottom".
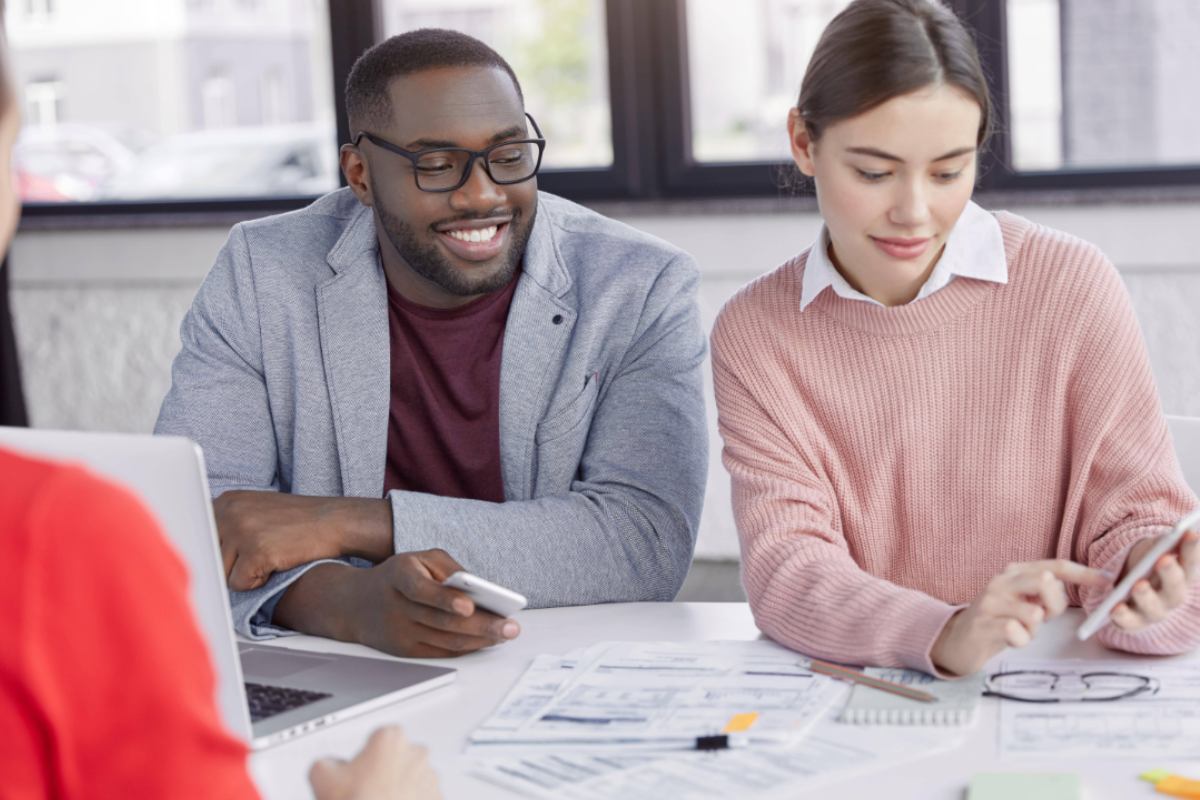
{"left": 10, "top": 200, "right": 1200, "bottom": 559}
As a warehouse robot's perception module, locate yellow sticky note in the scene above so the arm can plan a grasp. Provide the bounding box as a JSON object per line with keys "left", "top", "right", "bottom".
{"left": 723, "top": 712, "right": 759, "bottom": 733}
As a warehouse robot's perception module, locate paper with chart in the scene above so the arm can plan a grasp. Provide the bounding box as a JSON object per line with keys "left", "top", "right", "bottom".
{"left": 469, "top": 640, "right": 847, "bottom": 750}
{"left": 470, "top": 646, "right": 597, "bottom": 740}
{"left": 998, "top": 658, "right": 1200, "bottom": 759}
{"left": 470, "top": 706, "right": 967, "bottom": 800}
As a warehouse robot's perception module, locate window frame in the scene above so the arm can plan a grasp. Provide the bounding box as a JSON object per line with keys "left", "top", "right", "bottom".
{"left": 16, "top": 0, "right": 1200, "bottom": 228}
{"left": 968, "top": 0, "right": 1200, "bottom": 192}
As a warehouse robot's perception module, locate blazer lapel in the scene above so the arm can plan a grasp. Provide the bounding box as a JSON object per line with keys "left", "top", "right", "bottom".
{"left": 316, "top": 206, "right": 391, "bottom": 499}
{"left": 499, "top": 197, "right": 576, "bottom": 501}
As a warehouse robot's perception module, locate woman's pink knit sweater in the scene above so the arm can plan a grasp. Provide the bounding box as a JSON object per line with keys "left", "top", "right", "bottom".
{"left": 712, "top": 211, "right": 1200, "bottom": 674}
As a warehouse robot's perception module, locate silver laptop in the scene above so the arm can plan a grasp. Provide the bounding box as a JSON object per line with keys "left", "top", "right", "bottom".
{"left": 0, "top": 427, "right": 455, "bottom": 749}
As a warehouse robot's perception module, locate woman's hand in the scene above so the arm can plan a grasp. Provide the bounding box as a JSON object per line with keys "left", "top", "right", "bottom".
{"left": 1110, "top": 529, "right": 1200, "bottom": 632}
{"left": 309, "top": 727, "right": 442, "bottom": 800}
{"left": 931, "top": 560, "right": 1112, "bottom": 676}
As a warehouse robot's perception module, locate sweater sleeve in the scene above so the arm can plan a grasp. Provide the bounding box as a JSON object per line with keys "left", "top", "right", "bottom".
{"left": 1054, "top": 247, "right": 1200, "bottom": 655}
{"left": 712, "top": 317, "right": 960, "bottom": 675}
{"left": 22, "top": 467, "right": 261, "bottom": 800}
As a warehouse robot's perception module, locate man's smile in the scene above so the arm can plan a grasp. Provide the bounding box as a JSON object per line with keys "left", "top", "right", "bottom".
{"left": 435, "top": 215, "right": 513, "bottom": 262}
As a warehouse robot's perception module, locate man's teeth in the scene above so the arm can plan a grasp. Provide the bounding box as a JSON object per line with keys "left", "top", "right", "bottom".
{"left": 447, "top": 225, "right": 499, "bottom": 243}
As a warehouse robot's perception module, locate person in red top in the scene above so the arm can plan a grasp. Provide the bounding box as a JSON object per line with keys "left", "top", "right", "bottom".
{"left": 0, "top": 447, "right": 442, "bottom": 800}
{"left": 0, "top": 12, "right": 439, "bottom": 798}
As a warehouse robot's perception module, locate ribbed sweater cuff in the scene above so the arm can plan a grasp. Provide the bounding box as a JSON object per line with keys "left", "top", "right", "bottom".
{"left": 884, "top": 594, "right": 963, "bottom": 677}
{"left": 1087, "top": 526, "right": 1200, "bottom": 654}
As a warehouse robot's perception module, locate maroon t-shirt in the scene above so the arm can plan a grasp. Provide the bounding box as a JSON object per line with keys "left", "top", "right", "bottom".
{"left": 382, "top": 271, "right": 519, "bottom": 502}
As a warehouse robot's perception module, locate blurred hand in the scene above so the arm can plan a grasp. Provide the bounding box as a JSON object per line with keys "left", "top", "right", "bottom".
{"left": 273, "top": 548, "right": 521, "bottom": 658}
{"left": 1110, "top": 529, "right": 1200, "bottom": 632}
{"left": 214, "top": 490, "right": 393, "bottom": 591}
{"left": 932, "top": 559, "right": 1112, "bottom": 676}
{"left": 309, "top": 727, "right": 442, "bottom": 800}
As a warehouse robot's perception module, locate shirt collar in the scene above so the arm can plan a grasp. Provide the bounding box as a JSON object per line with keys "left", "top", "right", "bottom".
{"left": 799, "top": 200, "right": 1007, "bottom": 311}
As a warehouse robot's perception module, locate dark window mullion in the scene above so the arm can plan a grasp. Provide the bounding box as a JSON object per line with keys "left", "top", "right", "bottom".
{"left": 533, "top": 0, "right": 649, "bottom": 201}
{"left": 329, "top": 0, "right": 378, "bottom": 187}
{"left": 967, "top": 0, "right": 1012, "bottom": 193}
{"left": 649, "top": 0, "right": 805, "bottom": 199}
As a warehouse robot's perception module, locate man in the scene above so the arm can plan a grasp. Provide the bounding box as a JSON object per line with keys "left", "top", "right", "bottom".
{"left": 156, "top": 29, "right": 707, "bottom": 658}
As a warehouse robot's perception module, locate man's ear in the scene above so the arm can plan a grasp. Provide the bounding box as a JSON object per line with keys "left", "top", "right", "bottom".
{"left": 341, "top": 144, "right": 374, "bottom": 207}
{"left": 787, "top": 108, "right": 817, "bottom": 177}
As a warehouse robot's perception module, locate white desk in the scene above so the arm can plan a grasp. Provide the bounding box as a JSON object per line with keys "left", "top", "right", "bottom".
{"left": 249, "top": 603, "right": 1191, "bottom": 799}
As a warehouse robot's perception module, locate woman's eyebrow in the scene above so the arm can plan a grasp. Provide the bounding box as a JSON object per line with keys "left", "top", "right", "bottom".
{"left": 845, "top": 145, "right": 976, "bottom": 163}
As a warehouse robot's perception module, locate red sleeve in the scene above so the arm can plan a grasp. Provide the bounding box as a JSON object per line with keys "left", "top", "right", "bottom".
{"left": 0, "top": 458, "right": 260, "bottom": 800}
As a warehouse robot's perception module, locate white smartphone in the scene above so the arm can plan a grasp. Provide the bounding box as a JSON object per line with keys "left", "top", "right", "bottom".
{"left": 1077, "top": 508, "right": 1200, "bottom": 641}
{"left": 442, "top": 571, "right": 528, "bottom": 618}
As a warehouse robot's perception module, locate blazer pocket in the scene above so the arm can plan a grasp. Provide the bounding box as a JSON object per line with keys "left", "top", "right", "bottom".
{"left": 535, "top": 374, "right": 600, "bottom": 446}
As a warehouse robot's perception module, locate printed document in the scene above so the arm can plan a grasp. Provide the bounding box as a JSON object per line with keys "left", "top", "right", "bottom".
{"left": 998, "top": 658, "right": 1200, "bottom": 759}
{"left": 469, "top": 640, "right": 847, "bottom": 750}
{"left": 470, "top": 706, "right": 966, "bottom": 800}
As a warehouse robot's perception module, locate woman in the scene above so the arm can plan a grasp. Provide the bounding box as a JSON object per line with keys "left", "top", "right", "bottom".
{"left": 712, "top": 0, "right": 1200, "bottom": 677}
{"left": 0, "top": 11, "right": 439, "bottom": 800}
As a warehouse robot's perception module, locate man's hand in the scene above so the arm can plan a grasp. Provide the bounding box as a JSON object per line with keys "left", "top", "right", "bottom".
{"left": 310, "top": 726, "right": 442, "bottom": 800}
{"left": 214, "top": 490, "right": 393, "bottom": 591}
{"left": 931, "top": 560, "right": 1113, "bottom": 676}
{"left": 1110, "top": 529, "right": 1200, "bottom": 632}
{"left": 273, "top": 548, "right": 521, "bottom": 658}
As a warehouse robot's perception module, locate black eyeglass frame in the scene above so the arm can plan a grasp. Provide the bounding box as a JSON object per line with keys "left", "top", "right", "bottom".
{"left": 352, "top": 112, "right": 546, "bottom": 193}
{"left": 984, "top": 670, "right": 1157, "bottom": 703}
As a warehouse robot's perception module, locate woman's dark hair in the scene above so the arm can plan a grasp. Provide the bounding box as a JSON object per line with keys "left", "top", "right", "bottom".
{"left": 798, "top": 0, "right": 991, "bottom": 148}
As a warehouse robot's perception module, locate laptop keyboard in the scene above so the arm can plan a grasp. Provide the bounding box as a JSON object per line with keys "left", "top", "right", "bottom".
{"left": 245, "top": 682, "right": 333, "bottom": 723}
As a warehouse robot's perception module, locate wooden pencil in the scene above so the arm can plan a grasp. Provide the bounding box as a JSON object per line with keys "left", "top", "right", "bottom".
{"left": 810, "top": 659, "right": 937, "bottom": 702}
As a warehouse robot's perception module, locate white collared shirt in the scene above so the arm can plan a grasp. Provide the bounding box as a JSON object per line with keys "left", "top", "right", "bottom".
{"left": 798, "top": 200, "right": 1008, "bottom": 311}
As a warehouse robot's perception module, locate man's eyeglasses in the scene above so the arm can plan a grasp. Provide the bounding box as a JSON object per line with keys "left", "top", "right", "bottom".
{"left": 984, "top": 670, "right": 1157, "bottom": 703}
{"left": 353, "top": 113, "right": 546, "bottom": 193}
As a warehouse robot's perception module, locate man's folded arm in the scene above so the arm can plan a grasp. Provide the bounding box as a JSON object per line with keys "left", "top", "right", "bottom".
{"left": 238, "top": 253, "right": 710, "bottom": 634}
{"left": 386, "top": 254, "right": 708, "bottom": 606}
{"left": 390, "top": 258, "right": 707, "bottom": 606}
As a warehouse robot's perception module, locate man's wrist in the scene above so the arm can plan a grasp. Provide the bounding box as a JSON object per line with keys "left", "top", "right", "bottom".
{"left": 335, "top": 497, "right": 395, "bottom": 563}
{"left": 274, "top": 562, "right": 363, "bottom": 642}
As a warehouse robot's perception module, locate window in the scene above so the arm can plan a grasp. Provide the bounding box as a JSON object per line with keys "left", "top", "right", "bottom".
{"left": 24, "top": 78, "right": 64, "bottom": 126}
{"left": 378, "top": 0, "right": 614, "bottom": 170}
{"left": 261, "top": 68, "right": 290, "bottom": 125}
{"left": 6, "top": 0, "right": 339, "bottom": 204}
{"left": 202, "top": 69, "right": 237, "bottom": 130}
{"left": 12, "top": 0, "right": 1200, "bottom": 220}
{"left": 1006, "top": 0, "right": 1200, "bottom": 173}
{"left": 24, "top": 0, "right": 54, "bottom": 22}
{"left": 686, "top": 0, "right": 851, "bottom": 164}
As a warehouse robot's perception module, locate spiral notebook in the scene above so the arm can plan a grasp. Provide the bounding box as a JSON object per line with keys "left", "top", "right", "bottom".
{"left": 840, "top": 668, "right": 984, "bottom": 725}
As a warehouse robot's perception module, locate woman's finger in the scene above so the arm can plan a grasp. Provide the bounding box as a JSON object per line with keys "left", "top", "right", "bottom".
{"left": 1153, "top": 555, "right": 1189, "bottom": 609}
{"left": 1006, "top": 570, "right": 1068, "bottom": 617}
{"left": 1128, "top": 578, "right": 1169, "bottom": 623}
{"left": 1003, "top": 617, "right": 1032, "bottom": 648}
{"left": 1109, "top": 601, "right": 1146, "bottom": 632}
{"left": 1179, "top": 530, "right": 1200, "bottom": 584}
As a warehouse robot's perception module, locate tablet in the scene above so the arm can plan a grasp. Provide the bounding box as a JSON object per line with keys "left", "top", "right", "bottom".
{"left": 1077, "top": 508, "right": 1200, "bottom": 641}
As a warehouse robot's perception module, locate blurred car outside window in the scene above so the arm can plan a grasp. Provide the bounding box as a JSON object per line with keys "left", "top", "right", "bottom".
{"left": 5, "top": 0, "right": 339, "bottom": 203}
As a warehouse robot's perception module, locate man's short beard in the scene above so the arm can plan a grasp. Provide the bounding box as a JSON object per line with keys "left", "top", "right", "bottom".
{"left": 375, "top": 199, "right": 534, "bottom": 297}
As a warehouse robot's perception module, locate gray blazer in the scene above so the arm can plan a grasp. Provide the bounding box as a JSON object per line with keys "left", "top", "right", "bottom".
{"left": 156, "top": 188, "right": 708, "bottom": 638}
